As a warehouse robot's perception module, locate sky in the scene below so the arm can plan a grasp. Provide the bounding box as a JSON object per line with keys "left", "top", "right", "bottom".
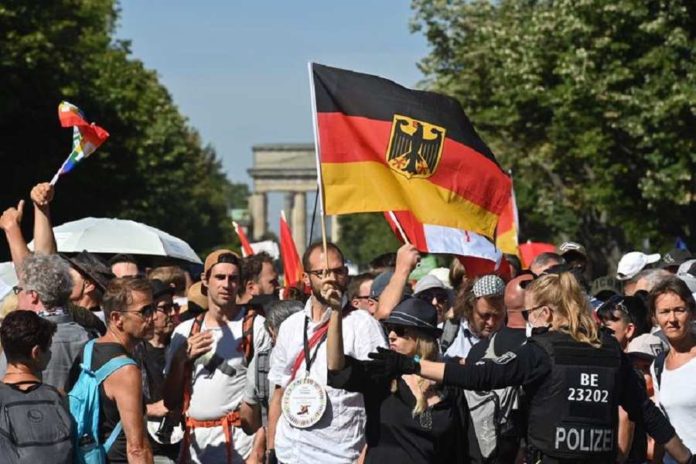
{"left": 115, "top": 1, "right": 429, "bottom": 235}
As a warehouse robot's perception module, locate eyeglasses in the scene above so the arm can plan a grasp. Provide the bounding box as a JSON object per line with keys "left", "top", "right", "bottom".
{"left": 307, "top": 267, "right": 348, "bottom": 278}
{"left": 155, "top": 303, "right": 180, "bottom": 314}
{"left": 120, "top": 304, "right": 155, "bottom": 318}
{"left": 353, "top": 295, "right": 371, "bottom": 300}
{"left": 521, "top": 304, "right": 546, "bottom": 321}
{"left": 384, "top": 324, "right": 407, "bottom": 337}
{"left": 12, "top": 286, "right": 23, "bottom": 295}
{"left": 597, "top": 295, "right": 630, "bottom": 322}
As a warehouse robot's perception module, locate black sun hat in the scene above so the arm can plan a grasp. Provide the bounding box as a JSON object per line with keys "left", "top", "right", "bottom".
{"left": 382, "top": 297, "right": 442, "bottom": 338}
{"left": 60, "top": 250, "right": 114, "bottom": 291}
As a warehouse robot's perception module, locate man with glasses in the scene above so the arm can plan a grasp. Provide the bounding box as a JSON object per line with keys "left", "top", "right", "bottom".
{"left": 0, "top": 254, "right": 90, "bottom": 392}
{"left": 67, "top": 276, "right": 155, "bottom": 463}
{"left": 346, "top": 272, "right": 376, "bottom": 313}
{"left": 267, "top": 241, "right": 386, "bottom": 464}
{"left": 138, "top": 279, "right": 181, "bottom": 463}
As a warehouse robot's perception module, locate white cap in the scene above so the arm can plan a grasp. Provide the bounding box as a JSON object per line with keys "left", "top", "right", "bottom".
{"left": 616, "top": 252, "right": 661, "bottom": 281}
{"left": 413, "top": 274, "right": 446, "bottom": 295}
{"left": 626, "top": 333, "right": 667, "bottom": 360}
{"left": 427, "top": 267, "right": 452, "bottom": 288}
{"left": 677, "top": 259, "right": 696, "bottom": 293}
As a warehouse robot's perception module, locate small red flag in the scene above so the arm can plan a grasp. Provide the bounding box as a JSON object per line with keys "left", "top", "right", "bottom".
{"left": 519, "top": 242, "right": 557, "bottom": 269}
{"left": 280, "top": 211, "right": 303, "bottom": 288}
{"left": 233, "top": 221, "right": 254, "bottom": 258}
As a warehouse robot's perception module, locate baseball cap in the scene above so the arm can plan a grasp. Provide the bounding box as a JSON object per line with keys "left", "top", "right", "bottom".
{"left": 677, "top": 261, "right": 696, "bottom": 293}
{"left": 660, "top": 249, "right": 692, "bottom": 269}
{"left": 413, "top": 274, "right": 446, "bottom": 295}
{"left": 472, "top": 275, "right": 505, "bottom": 298}
{"left": 616, "top": 252, "right": 661, "bottom": 281}
{"left": 590, "top": 276, "right": 623, "bottom": 300}
{"left": 203, "top": 249, "right": 240, "bottom": 276}
{"left": 626, "top": 333, "right": 667, "bottom": 361}
{"left": 370, "top": 271, "right": 412, "bottom": 301}
{"left": 558, "top": 242, "right": 587, "bottom": 261}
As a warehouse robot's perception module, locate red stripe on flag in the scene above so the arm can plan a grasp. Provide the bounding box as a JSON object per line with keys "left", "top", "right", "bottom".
{"left": 233, "top": 223, "right": 254, "bottom": 258}
{"left": 317, "top": 112, "right": 510, "bottom": 215}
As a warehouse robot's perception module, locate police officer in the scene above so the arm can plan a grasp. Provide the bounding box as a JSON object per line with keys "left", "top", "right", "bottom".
{"left": 367, "top": 272, "right": 695, "bottom": 464}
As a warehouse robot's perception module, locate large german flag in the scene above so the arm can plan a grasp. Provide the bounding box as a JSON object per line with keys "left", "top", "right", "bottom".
{"left": 311, "top": 63, "right": 511, "bottom": 239}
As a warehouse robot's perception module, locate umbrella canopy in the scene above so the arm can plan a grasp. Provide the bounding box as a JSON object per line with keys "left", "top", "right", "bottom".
{"left": 0, "top": 262, "right": 18, "bottom": 300}
{"left": 29, "top": 217, "right": 202, "bottom": 264}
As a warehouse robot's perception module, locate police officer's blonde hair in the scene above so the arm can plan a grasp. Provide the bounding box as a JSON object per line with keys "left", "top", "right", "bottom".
{"left": 528, "top": 272, "right": 601, "bottom": 348}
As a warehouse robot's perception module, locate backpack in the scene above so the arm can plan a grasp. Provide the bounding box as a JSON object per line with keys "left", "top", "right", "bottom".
{"left": 463, "top": 332, "right": 521, "bottom": 461}
{"left": 653, "top": 350, "right": 669, "bottom": 418}
{"left": 68, "top": 339, "right": 137, "bottom": 464}
{"left": 0, "top": 381, "right": 73, "bottom": 464}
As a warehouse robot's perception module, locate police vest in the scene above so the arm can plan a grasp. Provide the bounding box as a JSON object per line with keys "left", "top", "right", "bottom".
{"left": 526, "top": 331, "right": 622, "bottom": 461}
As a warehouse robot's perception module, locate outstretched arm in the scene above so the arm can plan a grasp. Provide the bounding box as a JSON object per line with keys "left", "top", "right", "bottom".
{"left": 30, "top": 182, "right": 57, "bottom": 255}
{"left": 0, "top": 200, "right": 30, "bottom": 276}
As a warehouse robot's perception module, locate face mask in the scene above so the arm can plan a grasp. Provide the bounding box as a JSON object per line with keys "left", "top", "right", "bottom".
{"left": 525, "top": 321, "right": 534, "bottom": 338}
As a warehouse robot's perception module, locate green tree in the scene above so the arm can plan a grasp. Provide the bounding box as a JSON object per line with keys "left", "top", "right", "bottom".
{"left": 0, "top": 0, "right": 233, "bottom": 260}
{"left": 338, "top": 213, "right": 401, "bottom": 267}
{"left": 412, "top": 0, "right": 696, "bottom": 272}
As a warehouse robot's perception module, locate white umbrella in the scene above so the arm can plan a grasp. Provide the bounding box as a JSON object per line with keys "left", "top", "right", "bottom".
{"left": 0, "top": 262, "right": 18, "bottom": 300}
{"left": 29, "top": 217, "right": 202, "bottom": 264}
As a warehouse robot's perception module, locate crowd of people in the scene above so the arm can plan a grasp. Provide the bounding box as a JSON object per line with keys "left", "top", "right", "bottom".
{"left": 0, "top": 181, "right": 695, "bottom": 464}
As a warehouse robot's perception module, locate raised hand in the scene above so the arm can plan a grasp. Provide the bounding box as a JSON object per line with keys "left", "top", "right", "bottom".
{"left": 30, "top": 182, "right": 55, "bottom": 208}
{"left": 0, "top": 200, "right": 24, "bottom": 231}
{"left": 365, "top": 346, "right": 420, "bottom": 380}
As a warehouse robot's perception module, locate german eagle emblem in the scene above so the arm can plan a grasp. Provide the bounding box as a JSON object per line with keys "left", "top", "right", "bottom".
{"left": 386, "top": 115, "right": 445, "bottom": 179}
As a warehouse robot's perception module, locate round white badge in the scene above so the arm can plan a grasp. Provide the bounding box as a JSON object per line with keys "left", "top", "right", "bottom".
{"left": 282, "top": 375, "right": 327, "bottom": 428}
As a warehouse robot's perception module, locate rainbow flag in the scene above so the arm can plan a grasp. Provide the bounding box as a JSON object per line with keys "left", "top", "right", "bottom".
{"left": 51, "top": 101, "right": 109, "bottom": 184}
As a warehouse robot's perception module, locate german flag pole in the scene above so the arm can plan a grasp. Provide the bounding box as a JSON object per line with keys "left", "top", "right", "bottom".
{"left": 308, "top": 61, "right": 330, "bottom": 270}
{"left": 386, "top": 211, "right": 412, "bottom": 245}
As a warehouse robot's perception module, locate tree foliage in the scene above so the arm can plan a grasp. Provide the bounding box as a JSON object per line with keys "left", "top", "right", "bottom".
{"left": 411, "top": 0, "right": 696, "bottom": 270}
{"left": 0, "top": 0, "right": 235, "bottom": 260}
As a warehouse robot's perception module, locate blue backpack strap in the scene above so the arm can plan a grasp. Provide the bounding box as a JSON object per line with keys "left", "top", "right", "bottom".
{"left": 103, "top": 421, "right": 123, "bottom": 453}
{"left": 94, "top": 356, "right": 137, "bottom": 385}
{"left": 81, "top": 339, "right": 97, "bottom": 372}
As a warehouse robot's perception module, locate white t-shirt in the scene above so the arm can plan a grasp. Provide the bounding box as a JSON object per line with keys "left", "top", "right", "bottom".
{"left": 652, "top": 355, "right": 696, "bottom": 456}
{"left": 166, "top": 310, "right": 271, "bottom": 463}
{"left": 268, "top": 298, "right": 387, "bottom": 464}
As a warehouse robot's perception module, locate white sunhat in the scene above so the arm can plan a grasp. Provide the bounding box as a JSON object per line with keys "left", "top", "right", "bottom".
{"left": 616, "top": 252, "right": 661, "bottom": 281}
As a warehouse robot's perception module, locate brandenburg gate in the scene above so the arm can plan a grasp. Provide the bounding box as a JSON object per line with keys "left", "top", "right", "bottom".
{"left": 247, "top": 144, "right": 340, "bottom": 255}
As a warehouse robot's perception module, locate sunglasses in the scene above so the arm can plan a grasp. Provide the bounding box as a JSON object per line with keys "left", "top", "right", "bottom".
{"left": 120, "top": 304, "right": 155, "bottom": 318}
{"left": 156, "top": 303, "right": 180, "bottom": 314}
{"left": 416, "top": 289, "right": 450, "bottom": 304}
{"left": 597, "top": 295, "right": 629, "bottom": 321}
{"left": 521, "top": 304, "right": 545, "bottom": 321}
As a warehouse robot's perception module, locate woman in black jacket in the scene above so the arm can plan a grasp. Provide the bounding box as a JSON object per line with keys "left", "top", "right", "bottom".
{"left": 326, "top": 297, "right": 468, "bottom": 464}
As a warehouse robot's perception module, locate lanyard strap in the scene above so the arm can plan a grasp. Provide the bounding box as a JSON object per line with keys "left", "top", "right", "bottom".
{"left": 303, "top": 316, "right": 328, "bottom": 374}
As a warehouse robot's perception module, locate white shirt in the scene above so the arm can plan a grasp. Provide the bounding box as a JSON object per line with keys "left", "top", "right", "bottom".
{"left": 652, "top": 356, "right": 696, "bottom": 456}
{"left": 269, "top": 298, "right": 387, "bottom": 464}
{"left": 444, "top": 319, "right": 481, "bottom": 359}
{"left": 166, "top": 310, "right": 272, "bottom": 463}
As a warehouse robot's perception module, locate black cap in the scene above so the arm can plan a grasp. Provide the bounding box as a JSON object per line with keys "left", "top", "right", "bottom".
{"left": 150, "top": 279, "right": 175, "bottom": 300}
{"left": 382, "top": 297, "right": 442, "bottom": 338}
{"left": 660, "top": 249, "right": 692, "bottom": 269}
{"left": 61, "top": 251, "right": 113, "bottom": 291}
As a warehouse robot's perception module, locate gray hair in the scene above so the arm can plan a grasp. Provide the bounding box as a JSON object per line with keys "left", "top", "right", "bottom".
{"left": 635, "top": 268, "right": 671, "bottom": 292}
{"left": 530, "top": 252, "right": 566, "bottom": 271}
{"left": 265, "top": 300, "right": 303, "bottom": 333}
{"left": 21, "top": 254, "right": 73, "bottom": 309}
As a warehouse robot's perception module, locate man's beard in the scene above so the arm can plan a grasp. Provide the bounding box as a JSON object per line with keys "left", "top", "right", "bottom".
{"left": 311, "top": 279, "right": 345, "bottom": 306}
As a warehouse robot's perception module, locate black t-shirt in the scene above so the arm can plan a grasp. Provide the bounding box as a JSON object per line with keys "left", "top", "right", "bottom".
{"left": 68, "top": 342, "right": 134, "bottom": 463}
{"left": 328, "top": 355, "right": 469, "bottom": 464}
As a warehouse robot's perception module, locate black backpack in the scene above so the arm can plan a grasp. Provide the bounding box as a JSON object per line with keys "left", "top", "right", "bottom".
{"left": 0, "top": 381, "right": 73, "bottom": 464}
